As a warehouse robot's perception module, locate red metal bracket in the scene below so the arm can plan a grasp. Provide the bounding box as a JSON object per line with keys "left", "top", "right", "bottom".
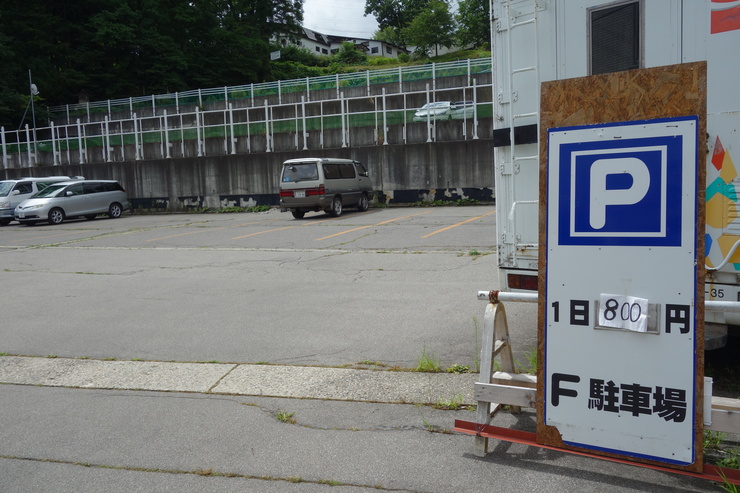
{"left": 453, "top": 420, "right": 740, "bottom": 485}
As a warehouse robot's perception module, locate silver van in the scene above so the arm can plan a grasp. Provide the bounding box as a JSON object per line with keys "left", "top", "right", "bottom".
{"left": 0, "top": 176, "right": 84, "bottom": 225}
{"left": 15, "top": 180, "right": 129, "bottom": 226}
{"left": 279, "top": 158, "right": 372, "bottom": 219}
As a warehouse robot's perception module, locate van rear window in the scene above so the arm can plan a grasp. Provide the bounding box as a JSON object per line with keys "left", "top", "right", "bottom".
{"left": 283, "top": 163, "right": 319, "bottom": 182}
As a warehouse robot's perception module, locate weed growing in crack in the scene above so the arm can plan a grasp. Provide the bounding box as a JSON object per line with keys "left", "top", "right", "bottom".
{"left": 416, "top": 346, "right": 441, "bottom": 372}
{"left": 276, "top": 410, "right": 296, "bottom": 424}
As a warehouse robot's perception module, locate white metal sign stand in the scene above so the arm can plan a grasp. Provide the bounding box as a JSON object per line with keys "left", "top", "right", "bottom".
{"left": 544, "top": 116, "right": 700, "bottom": 466}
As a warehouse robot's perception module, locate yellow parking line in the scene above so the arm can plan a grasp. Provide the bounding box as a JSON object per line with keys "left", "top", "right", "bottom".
{"left": 420, "top": 209, "right": 496, "bottom": 239}
{"left": 315, "top": 210, "right": 433, "bottom": 241}
{"left": 7, "top": 230, "right": 92, "bottom": 243}
{"left": 232, "top": 218, "right": 330, "bottom": 239}
{"left": 146, "top": 218, "right": 282, "bottom": 242}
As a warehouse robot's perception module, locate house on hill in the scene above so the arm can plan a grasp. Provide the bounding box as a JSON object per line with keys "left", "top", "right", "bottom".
{"left": 279, "top": 27, "right": 409, "bottom": 59}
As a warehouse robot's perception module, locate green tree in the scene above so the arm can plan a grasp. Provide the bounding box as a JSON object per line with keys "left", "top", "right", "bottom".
{"left": 364, "top": 0, "right": 432, "bottom": 47}
{"left": 334, "top": 42, "right": 368, "bottom": 66}
{"left": 404, "top": 0, "right": 456, "bottom": 57}
{"left": 372, "top": 26, "right": 406, "bottom": 48}
{"left": 0, "top": 0, "right": 305, "bottom": 128}
{"left": 456, "top": 0, "right": 491, "bottom": 48}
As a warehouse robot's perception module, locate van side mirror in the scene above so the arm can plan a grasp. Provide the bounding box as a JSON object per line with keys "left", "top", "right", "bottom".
{"left": 10, "top": 190, "right": 19, "bottom": 196}
{"left": 65, "top": 191, "right": 74, "bottom": 197}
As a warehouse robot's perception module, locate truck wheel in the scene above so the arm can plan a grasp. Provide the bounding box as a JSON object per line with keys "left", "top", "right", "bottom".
{"left": 291, "top": 210, "right": 305, "bottom": 219}
{"left": 329, "top": 197, "right": 342, "bottom": 217}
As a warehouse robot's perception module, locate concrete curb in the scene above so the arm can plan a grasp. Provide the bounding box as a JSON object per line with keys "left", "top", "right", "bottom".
{"left": 0, "top": 356, "right": 477, "bottom": 405}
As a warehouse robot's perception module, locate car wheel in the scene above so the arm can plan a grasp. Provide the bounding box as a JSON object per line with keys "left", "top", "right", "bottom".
{"left": 357, "top": 193, "right": 369, "bottom": 212}
{"left": 0, "top": 219, "right": 10, "bottom": 226}
{"left": 48, "top": 208, "right": 65, "bottom": 225}
{"left": 85, "top": 215, "right": 97, "bottom": 220}
{"left": 108, "top": 203, "right": 122, "bottom": 218}
{"left": 291, "top": 210, "right": 305, "bottom": 219}
{"left": 329, "top": 196, "right": 342, "bottom": 217}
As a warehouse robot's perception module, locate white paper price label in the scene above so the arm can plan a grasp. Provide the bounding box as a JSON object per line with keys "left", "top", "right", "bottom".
{"left": 598, "top": 294, "right": 649, "bottom": 332}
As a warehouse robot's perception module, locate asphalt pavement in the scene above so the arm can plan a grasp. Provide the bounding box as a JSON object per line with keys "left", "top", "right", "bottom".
{"left": 0, "top": 208, "right": 731, "bottom": 491}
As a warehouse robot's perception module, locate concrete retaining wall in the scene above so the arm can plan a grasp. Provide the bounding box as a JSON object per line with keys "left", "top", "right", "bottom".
{"left": 1, "top": 139, "right": 494, "bottom": 210}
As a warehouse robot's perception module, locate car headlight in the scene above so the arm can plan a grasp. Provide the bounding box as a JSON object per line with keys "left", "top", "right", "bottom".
{"left": 0, "top": 201, "right": 9, "bottom": 208}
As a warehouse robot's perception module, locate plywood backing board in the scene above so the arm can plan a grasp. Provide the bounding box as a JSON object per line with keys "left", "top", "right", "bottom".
{"left": 537, "top": 62, "right": 707, "bottom": 472}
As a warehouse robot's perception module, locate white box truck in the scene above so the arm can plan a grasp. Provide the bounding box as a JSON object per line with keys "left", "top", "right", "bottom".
{"left": 492, "top": 0, "right": 740, "bottom": 347}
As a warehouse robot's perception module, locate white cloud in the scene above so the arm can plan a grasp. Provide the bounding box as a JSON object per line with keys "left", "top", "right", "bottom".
{"left": 302, "top": 0, "right": 379, "bottom": 38}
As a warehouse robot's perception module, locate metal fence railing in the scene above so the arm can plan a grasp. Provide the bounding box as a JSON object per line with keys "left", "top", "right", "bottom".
{"left": 2, "top": 59, "right": 493, "bottom": 169}
{"left": 47, "top": 59, "right": 492, "bottom": 122}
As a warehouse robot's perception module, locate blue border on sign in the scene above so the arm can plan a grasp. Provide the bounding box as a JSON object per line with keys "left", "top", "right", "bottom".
{"left": 556, "top": 135, "right": 683, "bottom": 246}
{"left": 543, "top": 115, "right": 699, "bottom": 466}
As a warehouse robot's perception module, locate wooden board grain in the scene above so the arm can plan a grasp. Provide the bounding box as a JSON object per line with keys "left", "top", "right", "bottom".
{"left": 537, "top": 62, "right": 707, "bottom": 472}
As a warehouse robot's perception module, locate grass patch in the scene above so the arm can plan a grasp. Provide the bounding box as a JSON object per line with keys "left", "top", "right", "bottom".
{"left": 517, "top": 347, "right": 538, "bottom": 375}
{"left": 705, "top": 430, "right": 727, "bottom": 450}
{"left": 415, "top": 347, "right": 441, "bottom": 373}
{"left": 718, "top": 448, "right": 740, "bottom": 470}
{"left": 446, "top": 364, "right": 470, "bottom": 374}
{"left": 432, "top": 395, "right": 469, "bottom": 410}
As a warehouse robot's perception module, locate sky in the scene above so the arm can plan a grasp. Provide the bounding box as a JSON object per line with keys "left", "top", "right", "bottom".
{"left": 302, "top": 0, "right": 379, "bottom": 38}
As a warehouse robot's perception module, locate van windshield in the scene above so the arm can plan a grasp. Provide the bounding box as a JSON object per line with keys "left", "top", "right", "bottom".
{"left": 0, "top": 182, "right": 12, "bottom": 197}
{"left": 282, "top": 163, "right": 318, "bottom": 183}
{"left": 32, "top": 184, "right": 66, "bottom": 198}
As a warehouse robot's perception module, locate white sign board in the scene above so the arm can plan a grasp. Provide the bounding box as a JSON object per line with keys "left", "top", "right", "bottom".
{"left": 544, "top": 116, "right": 699, "bottom": 466}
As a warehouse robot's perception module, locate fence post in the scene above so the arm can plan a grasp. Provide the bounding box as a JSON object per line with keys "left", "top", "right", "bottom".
{"left": 301, "top": 96, "right": 308, "bottom": 151}
{"left": 382, "top": 88, "right": 388, "bottom": 145}
{"left": 264, "top": 100, "right": 271, "bottom": 153}
{"left": 104, "top": 117, "right": 111, "bottom": 162}
{"left": 341, "top": 92, "right": 347, "bottom": 148}
{"left": 195, "top": 108, "right": 202, "bottom": 157}
{"left": 164, "top": 110, "right": 171, "bottom": 158}
{"left": 25, "top": 124, "right": 32, "bottom": 167}
{"left": 1, "top": 126, "right": 6, "bottom": 169}
{"left": 473, "top": 79, "right": 479, "bottom": 140}
{"left": 76, "top": 119, "right": 84, "bottom": 164}
{"left": 246, "top": 106, "right": 251, "bottom": 153}
{"left": 51, "top": 122, "right": 58, "bottom": 165}
{"left": 228, "top": 103, "right": 236, "bottom": 155}
{"left": 133, "top": 113, "right": 141, "bottom": 160}
{"left": 425, "top": 84, "right": 433, "bottom": 143}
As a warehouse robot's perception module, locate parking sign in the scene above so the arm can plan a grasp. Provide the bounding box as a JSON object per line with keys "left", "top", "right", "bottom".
{"left": 544, "top": 116, "right": 699, "bottom": 465}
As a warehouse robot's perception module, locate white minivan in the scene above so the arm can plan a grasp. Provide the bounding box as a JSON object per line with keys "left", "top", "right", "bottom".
{"left": 279, "top": 158, "right": 372, "bottom": 219}
{"left": 0, "top": 176, "right": 84, "bottom": 225}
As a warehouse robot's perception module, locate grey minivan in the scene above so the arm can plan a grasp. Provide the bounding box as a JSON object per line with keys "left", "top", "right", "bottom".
{"left": 0, "top": 176, "right": 84, "bottom": 225}
{"left": 15, "top": 180, "right": 129, "bottom": 225}
{"left": 279, "top": 158, "right": 372, "bottom": 219}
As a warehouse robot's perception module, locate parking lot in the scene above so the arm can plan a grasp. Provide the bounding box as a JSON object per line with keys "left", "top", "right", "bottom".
{"left": 0, "top": 205, "right": 537, "bottom": 368}
{"left": 1, "top": 206, "right": 727, "bottom": 493}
